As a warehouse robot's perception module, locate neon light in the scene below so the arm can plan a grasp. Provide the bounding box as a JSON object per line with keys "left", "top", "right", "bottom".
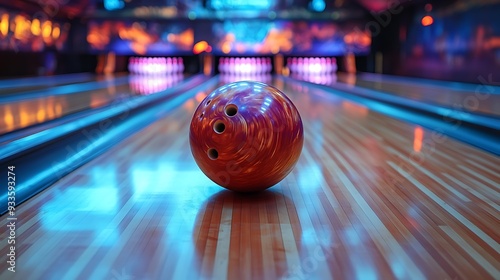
{"left": 104, "top": 0, "right": 124, "bottom": 11}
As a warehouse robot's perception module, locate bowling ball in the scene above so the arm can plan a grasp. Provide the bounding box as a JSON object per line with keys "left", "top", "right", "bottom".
{"left": 189, "top": 81, "right": 303, "bottom": 192}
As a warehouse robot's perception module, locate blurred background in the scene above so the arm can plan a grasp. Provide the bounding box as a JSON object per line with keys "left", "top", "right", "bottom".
{"left": 0, "top": 0, "right": 498, "bottom": 84}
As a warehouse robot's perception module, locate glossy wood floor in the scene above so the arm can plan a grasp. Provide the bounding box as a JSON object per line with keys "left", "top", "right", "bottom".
{"left": 1, "top": 76, "right": 499, "bottom": 280}
{"left": 0, "top": 74, "right": 183, "bottom": 135}
{"left": 0, "top": 73, "right": 95, "bottom": 95}
{"left": 336, "top": 72, "right": 500, "bottom": 117}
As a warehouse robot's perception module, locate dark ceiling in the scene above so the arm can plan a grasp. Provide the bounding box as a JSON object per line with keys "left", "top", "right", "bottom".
{"left": 0, "top": 0, "right": 91, "bottom": 18}
{"left": 0, "top": 0, "right": 418, "bottom": 19}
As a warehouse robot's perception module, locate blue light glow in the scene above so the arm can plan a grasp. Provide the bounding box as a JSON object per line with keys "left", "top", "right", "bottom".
{"left": 104, "top": 0, "right": 124, "bottom": 10}
{"left": 222, "top": 21, "right": 271, "bottom": 44}
{"left": 209, "top": 0, "right": 274, "bottom": 10}
{"left": 259, "top": 96, "right": 272, "bottom": 113}
{"left": 41, "top": 187, "right": 118, "bottom": 231}
{"left": 131, "top": 162, "right": 213, "bottom": 198}
{"left": 310, "top": 0, "right": 326, "bottom": 12}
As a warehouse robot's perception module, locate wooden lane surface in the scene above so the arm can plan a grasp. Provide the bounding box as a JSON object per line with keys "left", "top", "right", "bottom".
{"left": 0, "top": 75, "right": 183, "bottom": 135}
{"left": 336, "top": 72, "right": 500, "bottom": 117}
{"left": 0, "top": 73, "right": 95, "bottom": 95}
{"left": 0, "top": 77, "right": 499, "bottom": 280}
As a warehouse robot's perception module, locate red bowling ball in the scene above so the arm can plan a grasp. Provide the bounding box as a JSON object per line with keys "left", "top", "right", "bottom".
{"left": 189, "top": 81, "right": 304, "bottom": 192}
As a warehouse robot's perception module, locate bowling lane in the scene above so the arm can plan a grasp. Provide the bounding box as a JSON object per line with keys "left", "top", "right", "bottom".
{"left": 1, "top": 76, "right": 499, "bottom": 280}
{"left": 0, "top": 73, "right": 99, "bottom": 95}
{"left": 0, "top": 74, "right": 184, "bottom": 135}
{"left": 336, "top": 72, "right": 500, "bottom": 117}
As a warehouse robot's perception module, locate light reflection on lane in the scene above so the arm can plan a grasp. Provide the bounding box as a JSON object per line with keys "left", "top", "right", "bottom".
{"left": 8, "top": 76, "right": 496, "bottom": 279}
{"left": 0, "top": 74, "right": 186, "bottom": 135}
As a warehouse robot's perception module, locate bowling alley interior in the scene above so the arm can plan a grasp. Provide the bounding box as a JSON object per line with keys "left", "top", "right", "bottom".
{"left": 1, "top": 0, "right": 499, "bottom": 279}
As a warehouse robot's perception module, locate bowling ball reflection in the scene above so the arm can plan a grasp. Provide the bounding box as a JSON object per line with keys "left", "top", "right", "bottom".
{"left": 189, "top": 81, "right": 304, "bottom": 192}
{"left": 193, "top": 190, "right": 301, "bottom": 277}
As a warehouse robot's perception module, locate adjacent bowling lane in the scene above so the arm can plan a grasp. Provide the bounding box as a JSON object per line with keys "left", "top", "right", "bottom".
{"left": 0, "top": 74, "right": 184, "bottom": 135}
{"left": 0, "top": 76, "right": 498, "bottom": 280}
{"left": 336, "top": 72, "right": 500, "bottom": 117}
{"left": 0, "top": 73, "right": 98, "bottom": 95}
